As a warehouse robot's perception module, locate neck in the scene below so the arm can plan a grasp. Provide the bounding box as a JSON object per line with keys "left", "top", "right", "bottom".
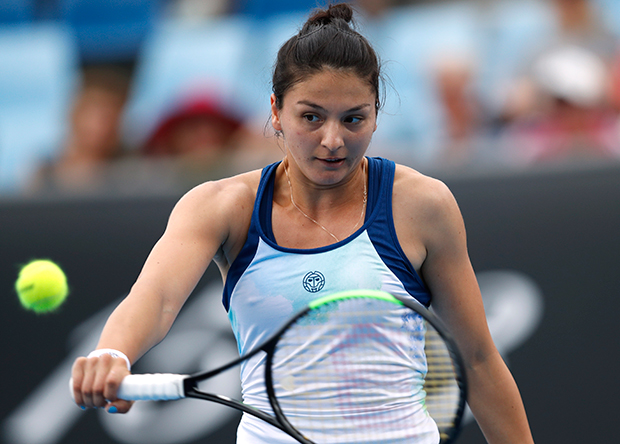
{"left": 282, "top": 158, "right": 367, "bottom": 243}
{"left": 283, "top": 158, "right": 366, "bottom": 205}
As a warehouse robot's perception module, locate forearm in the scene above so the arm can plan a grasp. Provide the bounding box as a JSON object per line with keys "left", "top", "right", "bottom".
{"left": 95, "top": 286, "right": 178, "bottom": 365}
{"left": 467, "top": 351, "right": 534, "bottom": 444}
{"left": 93, "top": 216, "right": 213, "bottom": 364}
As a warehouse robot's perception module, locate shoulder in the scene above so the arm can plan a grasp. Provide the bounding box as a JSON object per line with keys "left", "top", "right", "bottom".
{"left": 391, "top": 164, "right": 466, "bottom": 249}
{"left": 388, "top": 164, "right": 464, "bottom": 271}
{"left": 179, "top": 169, "right": 260, "bottom": 210}
{"left": 167, "top": 169, "right": 262, "bottom": 240}
{"left": 392, "top": 164, "right": 457, "bottom": 215}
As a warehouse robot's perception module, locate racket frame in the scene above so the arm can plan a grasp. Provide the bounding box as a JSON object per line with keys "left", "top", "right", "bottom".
{"left": 263, "top": 289, "right": 468, "bottom": 444}
{"left": 123, "top": 290, "right": 468, "bottom": 444}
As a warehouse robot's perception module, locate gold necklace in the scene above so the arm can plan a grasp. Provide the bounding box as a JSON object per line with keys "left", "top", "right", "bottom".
{"left": 283, "top": 160, "right": 367, "bottom": 243}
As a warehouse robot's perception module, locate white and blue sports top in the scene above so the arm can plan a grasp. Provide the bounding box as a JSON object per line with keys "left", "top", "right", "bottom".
{"left": 223, "top": 157, "right": 436, "bottom": 443}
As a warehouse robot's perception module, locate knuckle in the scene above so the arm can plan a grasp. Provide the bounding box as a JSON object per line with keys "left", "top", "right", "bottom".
{"left": 84, "top": 356, "right": 99, "bottom": 371}
{"left": 91, "top": 381, "right": 105, "bottom": 398}
{"left": 72, "top": 357, "right": 87, "bottom": 375}
{"left": 73, "top": 356, "right": 87, "bottom": 367}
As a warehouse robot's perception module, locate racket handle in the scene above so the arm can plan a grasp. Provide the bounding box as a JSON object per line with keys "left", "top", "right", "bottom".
{"left": 117, "top": 374, "right": 189, "bottom": 401}
{"left": 69, "top": 373, "right": 188, "bottom": 403}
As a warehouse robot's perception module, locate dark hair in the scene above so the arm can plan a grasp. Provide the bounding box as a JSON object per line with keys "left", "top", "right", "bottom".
{"left": 272, "top": 3, "right": 382, "bottom": 112}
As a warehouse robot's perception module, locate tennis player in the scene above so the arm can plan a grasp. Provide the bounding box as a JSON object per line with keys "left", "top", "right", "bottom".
{"left": 71, "top": 3, "right": 534, "bottom": 443}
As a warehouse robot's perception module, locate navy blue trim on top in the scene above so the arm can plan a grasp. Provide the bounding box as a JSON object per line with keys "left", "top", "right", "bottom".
{"left": 365, "top": 157, "right": 431, "bottom": 306}
{"left": 222, "top": 157, "right": 431, "bottom": 310}
{"left": 222, "top": 163, "right": 279, "bottom": 311}
{"left": 261, "top": 163, "right": 277, "bottom": 243}
{"left": 256, "top": 161, "right": 370, "bottom": 255}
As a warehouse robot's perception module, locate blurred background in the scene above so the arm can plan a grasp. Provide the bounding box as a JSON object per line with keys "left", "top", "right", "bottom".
{"left": 1, "top": 0, "right": 619, "bottom": 443}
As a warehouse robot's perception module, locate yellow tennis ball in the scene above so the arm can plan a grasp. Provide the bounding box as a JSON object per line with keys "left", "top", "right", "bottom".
{"left": 15, "top": 260, "right": 69, "bottom": 313}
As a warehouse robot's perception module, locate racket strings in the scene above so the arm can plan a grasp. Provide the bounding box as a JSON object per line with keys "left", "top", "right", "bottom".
{"left": 423, "top": 328, "right": 463, "bottom": 441}
{"left": 270, "top": 298, "right": 462, "bottom": 443}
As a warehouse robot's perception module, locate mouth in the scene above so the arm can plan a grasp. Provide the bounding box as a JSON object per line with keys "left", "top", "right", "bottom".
{"left": 318, "top": 157, "right": 345, "bottom": 166}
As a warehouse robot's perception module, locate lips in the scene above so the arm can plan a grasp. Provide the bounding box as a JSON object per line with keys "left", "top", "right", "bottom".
{"left": 318, "top": 158, "right": 345, "bottom": 165}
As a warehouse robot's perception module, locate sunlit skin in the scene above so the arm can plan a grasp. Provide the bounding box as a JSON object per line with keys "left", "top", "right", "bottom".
{"left": 270, "top": 68, "right": 377, "bottom": 245}
{"left": 68, "top": 2, "right": 534, "bottom": 440}
{"left": 71, "top": 65, "right": 534, "bottom": 444}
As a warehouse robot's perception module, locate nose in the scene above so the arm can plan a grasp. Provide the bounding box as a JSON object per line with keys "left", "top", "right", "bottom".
{"left": 321, "top": 120, "right": 345, "bottom": 151}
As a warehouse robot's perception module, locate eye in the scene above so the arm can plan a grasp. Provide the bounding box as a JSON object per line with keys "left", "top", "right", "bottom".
{"left": 344, "top": 116, "right": 363, "bottom": 124}
{"left": 303, "top": 114, "right": 321, "bottom": 123}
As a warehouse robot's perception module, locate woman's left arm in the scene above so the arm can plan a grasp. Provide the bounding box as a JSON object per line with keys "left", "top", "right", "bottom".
{"left": 397, "top": 171, "right": 534, "bottom": 444}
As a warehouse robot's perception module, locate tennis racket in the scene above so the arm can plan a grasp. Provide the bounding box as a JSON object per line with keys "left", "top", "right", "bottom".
{"left": 82, "top": 289, "right": 467, "bottom": 443}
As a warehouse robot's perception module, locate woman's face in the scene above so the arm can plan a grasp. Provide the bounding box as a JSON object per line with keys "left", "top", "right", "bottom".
{"left": 271, "top": 68, "right": 377, "bottom": 187}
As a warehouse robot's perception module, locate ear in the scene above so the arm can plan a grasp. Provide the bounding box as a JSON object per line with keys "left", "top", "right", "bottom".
{"left": 270, "top": 94, "right": 282, "bottom": 132}
{"left": 372, "top": 107, "right": 378, "bottom": 133}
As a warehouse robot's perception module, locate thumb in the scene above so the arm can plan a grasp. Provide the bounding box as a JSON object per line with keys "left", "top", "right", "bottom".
{"left": 106, "top": 399, "right": 134, "bottom": 414}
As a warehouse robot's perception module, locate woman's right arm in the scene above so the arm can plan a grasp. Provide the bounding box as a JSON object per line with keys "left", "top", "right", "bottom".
{"left": 71, "top": 176, "right": 252, "bottom": 413}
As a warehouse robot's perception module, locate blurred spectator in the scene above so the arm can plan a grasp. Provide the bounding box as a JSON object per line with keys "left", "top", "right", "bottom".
{"left": 353, "top": 0, "right": 395, "bottom": 19}
{"left": 610, "top": 49, "right": 620, "bottom": 113}
{"left": 139, "top": 91, "right": 282, "bottom": 186}
{"left": 143, "top": 94, "right": 241, "bottom": 160}
{"left": 27, "top": 65, "right": 131, "bottom": 194}
{"left": 359, "top": 1, "right": 485, "bottom": 171}
{"left": 428, "top": 54, "right": 496, "bottom": 170}
{"left": 499, "top": 46, "right": 620, "bottom": 165}
{"left": 549, "top": 0, "right": 617, "bottom": 59}
{"left": 499, "top": 0, "right": 619, "bottom": 125}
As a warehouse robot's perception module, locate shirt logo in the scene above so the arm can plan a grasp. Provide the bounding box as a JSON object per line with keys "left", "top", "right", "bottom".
{"left": 303, "top": 271, "right": 325, "bottom": 293}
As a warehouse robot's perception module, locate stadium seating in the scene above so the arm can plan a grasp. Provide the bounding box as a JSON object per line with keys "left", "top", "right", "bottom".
{"left": 0, "top": 23, "right": 79, "bottom": 192}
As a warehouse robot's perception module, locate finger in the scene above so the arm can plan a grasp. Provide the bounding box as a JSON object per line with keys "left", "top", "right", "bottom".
{"left": 102, "top": 360, "right": 130, "bottom": 403}
{"left": 71, "top": 357, "right": 88, "bottom": 408}
{"left": 80, "top": 355, "right": 100, "bottom": 408}
{"left": 91, "top": 354, "right": 115, "bottom": 408}
{"left": 106, "top": 399, "right": 134, "bottom": 414}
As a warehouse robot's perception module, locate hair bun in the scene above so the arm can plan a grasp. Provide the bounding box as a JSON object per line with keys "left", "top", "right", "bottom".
{"left": 308, "top": 3, "right": 354, "bottom": 26}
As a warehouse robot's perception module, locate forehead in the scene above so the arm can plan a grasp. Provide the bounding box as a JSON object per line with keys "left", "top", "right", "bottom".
{"left": 283, "top": 68, "right": 375, "bottom": 106}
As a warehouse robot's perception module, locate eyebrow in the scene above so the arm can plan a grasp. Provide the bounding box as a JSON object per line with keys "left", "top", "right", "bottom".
{"left": 296, "top": 100, "right": 372, "bottom": 113}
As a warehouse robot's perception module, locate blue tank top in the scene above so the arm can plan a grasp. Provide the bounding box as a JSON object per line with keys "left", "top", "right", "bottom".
{"left": 222, "top": 157, "right": 434, "bottom": 443}
{"left": 224, "top": 156, "right": 430, "bottom": 345}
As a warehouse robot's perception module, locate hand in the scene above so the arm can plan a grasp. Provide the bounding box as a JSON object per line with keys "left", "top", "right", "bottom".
{"left": 71, "top": 353, "right": 134, "bottom": 413}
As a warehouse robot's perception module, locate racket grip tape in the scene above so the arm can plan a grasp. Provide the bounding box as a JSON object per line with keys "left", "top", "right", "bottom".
{"left": 117, "top": 374, "right": 189, "bottom": 401}
{"left": 69, "top": 373, "right": 189, "bottom": 403}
